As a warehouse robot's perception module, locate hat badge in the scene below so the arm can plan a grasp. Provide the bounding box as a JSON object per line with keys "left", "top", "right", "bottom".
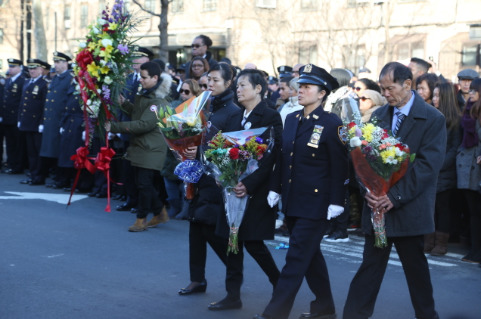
{"left": 304, "top": 64, "right": 312, "bottom": 73}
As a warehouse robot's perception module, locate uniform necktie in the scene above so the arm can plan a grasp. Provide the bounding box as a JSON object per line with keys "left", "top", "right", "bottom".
{"left": 393, "top": 111, "right": 405, "bottom": 135}
{"left": 241, "top": 116, "right": 247, "bottom": 127}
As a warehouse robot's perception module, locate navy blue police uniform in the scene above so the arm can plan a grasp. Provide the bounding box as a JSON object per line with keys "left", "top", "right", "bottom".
{"left": 259, "top": 64, "right": 348, "bottom": 319}
{"left": 2, "top": 59, "right": 26, "bottom": 173}
{"left": 18, "top": 59, "right": 49, "bottom": 185}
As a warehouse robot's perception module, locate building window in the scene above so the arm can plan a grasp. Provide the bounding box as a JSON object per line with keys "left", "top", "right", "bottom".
{"left": 0, "top": 28, "right": 3, "bottom": 44}
{"left": 144, "top": 0, "right": 155, "bottom": 11}
{"left": 256, "top": 0, "right": 276, "bottom": 9}
{"left": 80, "top": 4, "right": 88, "bottom": 28}
{"left": 64, "top": 5, "right": 71, "bottom": 29}
{"left": 171, "top": 0, "right": 184, "bottom": 13}
{"left": 343, "top": 45, "right": 366, "bottom": 74}
{"left": 299, "top": 44, "right": 317, "bottom": 65}
{"left": 462, "top": 44, "right": 478, "bottom": 66}
{"left": 98, "top": 0, "right": 106, "bottom": 14}
{"left": 203, "top": 0, "right": 217, "bottom": 11}
{"left": 123, "top": 0, "right": 131, "bottom": 12}
{"left": 411, "top": 41, "right": 424, "bottom": 60}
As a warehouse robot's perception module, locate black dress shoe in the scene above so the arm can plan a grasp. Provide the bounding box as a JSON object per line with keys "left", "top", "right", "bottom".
{"left": 45, "top": 183, "right": 54, "bottom": 188}
{"left": 30, "top": 180, "right": 45, "bottom": 186}
{"left": 253, "top": 315, "right": 273, "bottom": 319}
{"left": 96, "top": 192, "right": 107, "bottom": 198}
{"left": 116, "top": 203, "right": 135, "bottom": 211}
{"left": 208, "top": 297, "right": 242, "bottom": 311}
{"left": 178, "top": 281, "right": 207, "bottom": 295}
{"left": 87, "top": 192, "right": 98, "bottom": 197}
{"left": 6, "top": 169, "right": 23, "bottom": 174}
{"left": 299, "top": 312, "right": 336, "bottom": 319}
{"left": 20, "top": 179, "right": 32, "bottom": 185}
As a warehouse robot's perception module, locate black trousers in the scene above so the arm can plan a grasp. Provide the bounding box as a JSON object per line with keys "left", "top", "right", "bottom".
{"left": 343, "top": 235, "right": 438, "bottom": 319}
{"left": 24, "top": 131, "right": 42, "bottom": 182}
{"left": 434, "top": 189, "right": 454, "bottom": 233}
{"left": 133, "top": 166, "right": 164, "bottom": 219}
{"left": 189, "top": 222, "right": 228, "bottom": 282}
{"left": 225, "top": 240, "right": 279, "bottom": 300}
{"left": 4, "top": 124, "right": 25, "bottom": 172}
{"left": 263, "top": 217, "right": 333, "bottom": 319}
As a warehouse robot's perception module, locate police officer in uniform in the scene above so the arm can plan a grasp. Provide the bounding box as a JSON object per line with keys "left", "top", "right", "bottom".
{"left": 254, "top": 64, "right": 348, "bottom": 319}
{"left": 18, "top": 59, "right": 49, "bottom": 185}
{"left": 40, "top": 52, "right": 73, "bottom": 188}
{"left": 2, "top": 59, "right": 26, "bottom": 174}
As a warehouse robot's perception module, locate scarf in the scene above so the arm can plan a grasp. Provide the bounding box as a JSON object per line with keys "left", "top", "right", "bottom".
{"left": 461, "top": 100, "right": 479, "bottom": 148}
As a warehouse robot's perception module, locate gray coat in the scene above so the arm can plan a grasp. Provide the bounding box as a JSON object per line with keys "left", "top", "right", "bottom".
{"left": 456, "top": 120, "right": 481, "bottom": 191}
{"left": 361, "top": 92, "right": 447, "bottom": 237}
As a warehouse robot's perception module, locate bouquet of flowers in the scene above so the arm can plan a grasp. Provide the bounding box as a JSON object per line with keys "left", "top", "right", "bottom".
{"left": 154, "top": 91, "right": 211, "bottom": 199}
{"left": 203, "top": 127, "right": 273, "bottom": 254}
{"left": 342, "top": 100, "right": 414, "bottom": 248}
{"left": 73, "top": 0, "right": 138, "bottom": 139}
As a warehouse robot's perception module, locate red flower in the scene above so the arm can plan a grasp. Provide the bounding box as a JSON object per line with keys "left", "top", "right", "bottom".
{"left": 76, "top": 49, "right": 94, "bottom": 69}
{"left": 348, "top": 122, "right": 356, "bottom": 129}
{"left": 229, "top": 148, "right": 240, "bottom": 160}
{"left": 382, "top": 129, "right": 389, "bottom": 139}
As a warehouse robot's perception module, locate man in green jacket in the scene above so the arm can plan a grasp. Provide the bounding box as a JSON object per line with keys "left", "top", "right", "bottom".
{"left": 106, "top": 61, "right": 171, "bottom": 232}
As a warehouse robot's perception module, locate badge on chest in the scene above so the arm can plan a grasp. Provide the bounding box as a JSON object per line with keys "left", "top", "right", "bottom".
{"left": 307, "top": 125, "right": 324, "bottom": 148}
{"left": 32, "top": 85, "right": 39, "bottom": 95}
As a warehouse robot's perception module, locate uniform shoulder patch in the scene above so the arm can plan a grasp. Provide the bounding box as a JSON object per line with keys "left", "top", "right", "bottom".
{"left": 338, "top": 126, "right": 347, "bottom": 144}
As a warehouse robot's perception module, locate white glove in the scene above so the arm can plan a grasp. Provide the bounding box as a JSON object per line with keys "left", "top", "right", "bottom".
{"left": 38, "top": 124, "right": 44, "bottom": 133}
{"left": 17, "top": 121, "right": 21, "bottom": 128}
{"left": 0, "top": 117, "right": 3, "bottom": 123}
{"left": 59, "top": 127, "right": 65, "bottom": 135}
{"left": 108, "top": 132, "right": 116, "bottom": 140}
{"left": 267, "top": 191, "right": 280, "bottom": 208}
{"left": 327, "top": 204, "right": 344, "bottom": 220}
{"left": 116, "top": 133, "right": 121, "bottom": 138}
{"left": 82, "top": 131, "right": 86, "bottom": 141}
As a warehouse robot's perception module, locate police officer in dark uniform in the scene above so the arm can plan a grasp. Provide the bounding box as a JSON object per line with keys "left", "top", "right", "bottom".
{"left": 18, "top": 59, "right": 49, "bottom": 185}
{"left": 40, "top": 52, "right": 73, "bottom": 188}
{"left": 254, "top": 64, "right": 348, "bottom": 319}
{"left": 2, "top": 59, "right": 26, "bottom": 174}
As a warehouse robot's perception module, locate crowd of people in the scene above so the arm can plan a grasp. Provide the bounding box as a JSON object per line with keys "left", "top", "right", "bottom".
{"left": 1, "top": 33, "right": 481, "bottom": 319}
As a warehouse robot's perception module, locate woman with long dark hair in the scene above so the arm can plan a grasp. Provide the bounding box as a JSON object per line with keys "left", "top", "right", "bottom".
{"left": 424, "top": 81, "right": 461, "bottom": 255}
{"left": 188, "top": 56, "right": 209, "bottom": 82}
{"left": 416, "top": 73, "right": 438, "bottom": 105}
{"left": 456, "top": 78, "right": 481, "bottom": 263}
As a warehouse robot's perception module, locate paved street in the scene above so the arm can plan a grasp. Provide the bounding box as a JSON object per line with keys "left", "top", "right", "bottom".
{"left": 1, "top": 172, "right": 480, "bottom": 319}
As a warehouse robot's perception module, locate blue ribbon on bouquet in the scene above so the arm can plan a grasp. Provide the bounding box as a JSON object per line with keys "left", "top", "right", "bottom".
{"left": 174, "top": 160, "right": 205, "bottom": 183}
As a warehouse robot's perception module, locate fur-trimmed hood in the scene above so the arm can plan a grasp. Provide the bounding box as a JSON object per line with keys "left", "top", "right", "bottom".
{"left": 154, "top": 72, "right": 173, "bottom": 99}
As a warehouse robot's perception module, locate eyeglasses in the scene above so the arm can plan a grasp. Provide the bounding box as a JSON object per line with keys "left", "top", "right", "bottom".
{"left": 180, "top": 89, "right": 191, "bottom": 95}
{"left": 354, "top": 87, "right": 363, "bottom": 92}
{"left": 359, "top": 96, "right": 371, "bottom": 101}
{"left": 200, "top": 84, "right": 208, "bottom": 89}
{"left": 191, "top": 44, "right": 203, "bottom": 48}
{"left": 192, "top": 64, "right": 204, "bottom": 69}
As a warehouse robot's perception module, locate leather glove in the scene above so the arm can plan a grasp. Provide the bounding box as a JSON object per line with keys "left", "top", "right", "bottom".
{"left": 59, "top": 127, "right": 65, "bottom": 135}
{"left": 267, "top": 191, "right": 280, "bottom": 208}
{"left": 327, "top": 204, "right": 344, "bottom": 220}
{"left": 38, "top": 124, "right": 44, "bottom": 133}
{"left": 82, "top": 131, "right": 86, "bottom": 141}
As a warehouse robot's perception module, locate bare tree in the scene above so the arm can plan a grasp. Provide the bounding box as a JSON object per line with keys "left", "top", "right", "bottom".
{"left": 32, "top": 0, "right": 47, "bottom": 60}
{"left": 132, "top": 0, "right": 171, "bottom": 61}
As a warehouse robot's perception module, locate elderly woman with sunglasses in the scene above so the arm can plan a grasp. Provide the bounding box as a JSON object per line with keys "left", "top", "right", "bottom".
{"left": 171, "top": 79, "right": 201, "bottom": 109}
{"left": 358, "top": 89, "right": 386, "bottom": 123}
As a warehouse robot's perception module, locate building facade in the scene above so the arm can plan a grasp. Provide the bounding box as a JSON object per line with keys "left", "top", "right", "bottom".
{"left": 0, "top": 0, "right": 480, "bottom": 80}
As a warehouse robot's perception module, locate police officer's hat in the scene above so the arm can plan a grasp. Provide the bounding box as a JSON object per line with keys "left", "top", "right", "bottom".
{"left": 457, "top": 69, "right": 479, "bottom": 80}
{"left": 268, "top": 76, "right": 278, "bottom": 85}
{"left": 298, "top": 64, "right": 340, "bottom": 95}
{"left": 27, "top": 58, "right": 49, "bottom": 69}
{"left": 132, "top": 46, "right": 154, "bottom": 58}
{"left": 277, "top": 65, "right": 293, "bottom": 78}
{"left": 7, "top": 58, "right": 23, "bottom": 67}
{"left": 53, "top": 51, "right": 72, "bottom": 62}
{"left": 176, "top": 63, "right": 187, "bottom": 73}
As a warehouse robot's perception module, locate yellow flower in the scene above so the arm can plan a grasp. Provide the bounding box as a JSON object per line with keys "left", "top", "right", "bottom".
{"left": 108, "top": 23, "right": 118, "bottom": 31}
{"left": 100, "top": 65, "right": 110, "bottom": 74}
{"left": 99, "top": 45, "right": 114, "bottom": 59}
{"left": 87, "top": 62, "right": 100, "bottom": 78}
{"left": 380, "top": 148, "right": 396, "bottom": 164}
{"left": 362, "top": 123, "right": 375, "bottom": 142}
{"left": 88, "top": 41, "right": 97, "bottom": 51}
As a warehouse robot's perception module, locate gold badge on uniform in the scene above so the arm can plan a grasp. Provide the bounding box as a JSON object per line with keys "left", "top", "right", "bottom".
{"left": 304, "top": 64, "right": 313, "bottom": 73}
{"left": 33, "top": 85, "right": 39, "bottom": 95}
{"left": 12, "top": 83, "right": 17, "bottom": 93}
{"left": 307, "top": 125, "right": 324, "bottom": 148}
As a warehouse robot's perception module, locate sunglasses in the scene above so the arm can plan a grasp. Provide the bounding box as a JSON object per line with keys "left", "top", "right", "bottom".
{"left": 354, "top": 87, "right": 363, "bottom": 91}
{"left": 359, "top": 96, "right": 371, "bottom": 101}
{"left": 200, "top": 84, "right": 208, "bottom": 89}
{"left": 191, "top": 44, "right": 203, "bottom": 48}
{"left": 180, "top": 89, "right": 191, "bottom": 95}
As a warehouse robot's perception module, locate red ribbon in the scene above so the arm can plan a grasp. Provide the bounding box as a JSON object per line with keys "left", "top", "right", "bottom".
{"left": 67, "top": 146, "right": 97, "bottom": 206}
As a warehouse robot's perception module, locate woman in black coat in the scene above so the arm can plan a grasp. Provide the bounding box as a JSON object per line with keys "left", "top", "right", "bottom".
{"left": 208, "top": 69, "right": 282, "bottom": 311}
{"left": 178, "top": 62, "right": 240, "bottom": 295}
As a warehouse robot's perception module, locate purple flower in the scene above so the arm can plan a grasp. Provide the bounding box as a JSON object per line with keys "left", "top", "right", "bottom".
{"left": 117, "top": 44, "right": 129, "bottom": 55}
{"left": 355, "top": 128, "right": 362, "bottom": 137}
{"left": 255, "top": 137, "right": 263, "bottom": 143}
{"left": 102, "top": 85, "right": 111, "bottom": 100}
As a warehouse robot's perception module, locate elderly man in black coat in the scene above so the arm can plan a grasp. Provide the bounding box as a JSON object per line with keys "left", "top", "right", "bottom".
{"left": 343, "top": 62, "right": 446, "bottom": 319}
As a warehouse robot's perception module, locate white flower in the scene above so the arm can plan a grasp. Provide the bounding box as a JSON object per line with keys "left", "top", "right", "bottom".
{"left": 87, "top": 99, "right": 92, "bottom": 106}
{"left": 99, "top": 59, "right": 107, "bottom": 66}
{"left": 350, "top": 137, "right": 362, "bottom": 148}
{"left": 101, "top": 39, "right": 113, "bottom": 47}
{"left": 79, "top": 42, "right": 87, "bottom": 48}
{"left": 97, "top": 89, "right": 102, "bottom": 94}
{"left": 104, "top": 76, "right": 113, "bottom": 85}
{"left": 92, "top": 27, "right": 100, "bottom": 34}
{"left": 98, "top": 18, "right": 108, "bottom": 25}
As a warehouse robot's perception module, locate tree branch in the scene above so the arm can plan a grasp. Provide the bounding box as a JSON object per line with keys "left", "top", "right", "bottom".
{"left": 132, "top": 0, "right": 161, "bottom": 17}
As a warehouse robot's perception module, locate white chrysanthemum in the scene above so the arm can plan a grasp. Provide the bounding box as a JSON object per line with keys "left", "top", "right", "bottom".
{"left": 104, "top": 76, "right": 113, "bottom": 85}
{"left": 350, "top": 137, "right": 362, "bottom": 148}
{"left": 92, "top": 27, "right": 100, "bottom": 34}
{"left": 98, "top": 18, "right": 108, "bottom": 25}
{"left": 101, "top": 39, "right": 113, "bottom": 47}
{"left": 79, "top": 42, "right": 87, "bottom": 48}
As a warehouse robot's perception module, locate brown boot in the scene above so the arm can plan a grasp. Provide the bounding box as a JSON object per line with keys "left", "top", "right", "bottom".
{"left": 128, "top": 218, "right": 147, "bottom": 232}
{"left": 424, "top": 232, "right": 435, "bottom": 253}
{"left": 147, "top": 207, "right": 169, "bottom": 228}
{"left": 430, "top": 232, "right": 450, "bottom": 256}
